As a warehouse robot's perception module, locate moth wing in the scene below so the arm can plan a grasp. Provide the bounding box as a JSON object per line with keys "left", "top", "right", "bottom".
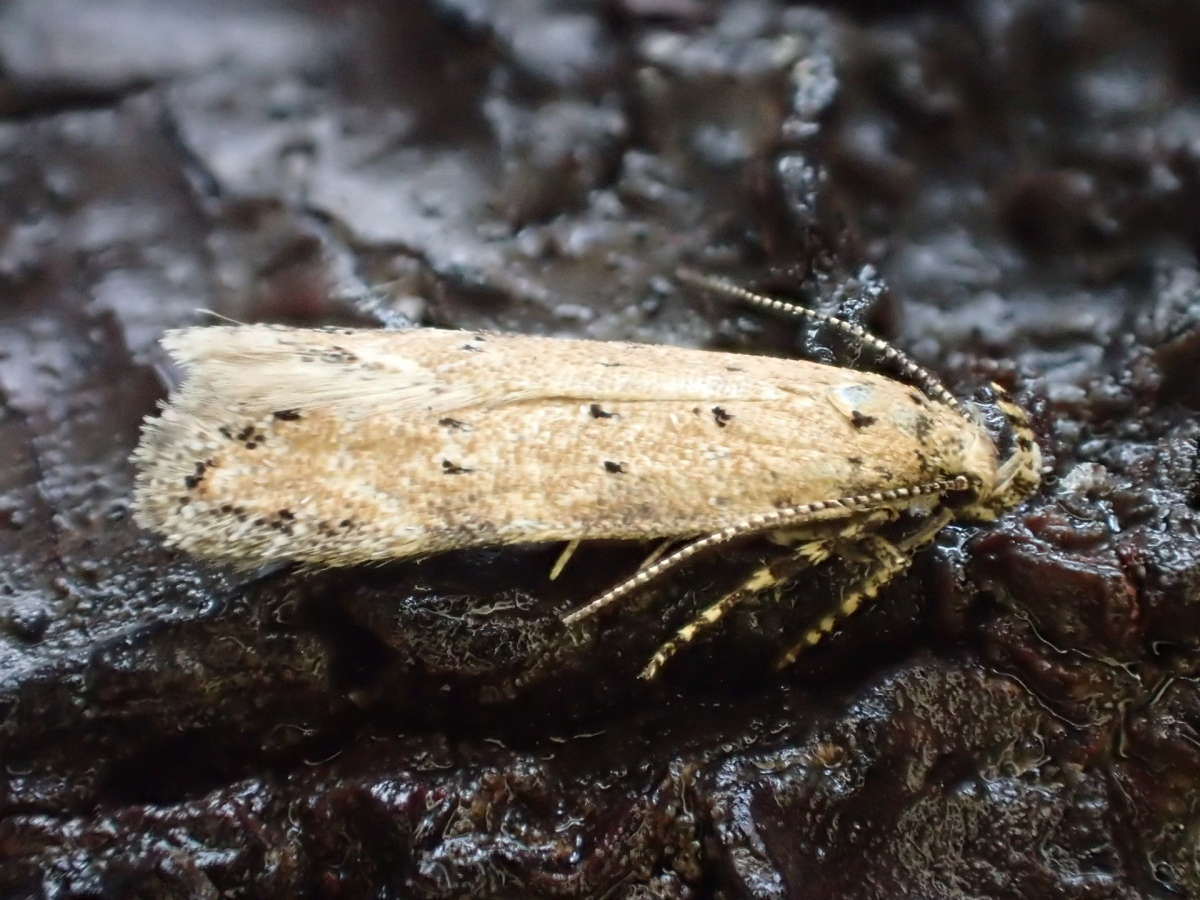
{"left": 158, "top": 326, "right": 804, "bottom": 420}
{"left": 136, "top": 325, "right": 977, "bottom": 567}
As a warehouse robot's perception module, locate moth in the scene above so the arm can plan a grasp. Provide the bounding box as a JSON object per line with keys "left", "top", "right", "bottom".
{"left": 132, "top": 270, "right": 1041, "bottom": 678}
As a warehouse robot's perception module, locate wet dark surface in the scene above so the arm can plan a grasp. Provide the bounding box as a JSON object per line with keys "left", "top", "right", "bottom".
{"left": 2, "top": 1, "right": 1199, "bottom": 897}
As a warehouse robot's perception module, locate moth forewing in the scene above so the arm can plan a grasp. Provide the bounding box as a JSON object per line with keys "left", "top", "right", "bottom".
{"left": 132, "top": 326, "right": 993, "bottom": 567}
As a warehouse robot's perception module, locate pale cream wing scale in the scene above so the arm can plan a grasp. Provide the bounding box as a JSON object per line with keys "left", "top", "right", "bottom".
{"left": 132, "top": 325, "right": 996, "bottom": 568}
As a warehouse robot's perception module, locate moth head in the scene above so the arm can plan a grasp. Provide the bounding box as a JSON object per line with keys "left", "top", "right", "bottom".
{"left": 954, "top": 385, "right": 1041, "bottom": 521}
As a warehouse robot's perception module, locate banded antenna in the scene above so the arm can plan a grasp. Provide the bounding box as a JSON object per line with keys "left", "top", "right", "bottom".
{"left": 675, "top": 268, "right": 968, "bottom": 421}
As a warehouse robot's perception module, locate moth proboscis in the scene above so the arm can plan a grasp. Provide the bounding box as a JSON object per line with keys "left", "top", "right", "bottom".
{"left": 131, "top": 269, "right": 1041, "bottom": 679}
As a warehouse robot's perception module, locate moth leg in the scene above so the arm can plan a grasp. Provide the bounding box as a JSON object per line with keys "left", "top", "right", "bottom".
{"left": 639, "top": 543, "right": 823, "bottom": 681}
{"left": 795, "top": 539, "right": 833, "bottom": 565}
{"left": 548, "top": 538, "right": 581, "bottom": 581}
{"left": 775, "top": 508, "right": 956, "bottom": 668}
{"left": 563, "top": 476, "right": 969, "bottom": 628}
{"left": 774, "top": 535, "right": 912, "bottom": 669}
{"left": 770, "top": 507, "right": 896, "bottom": 557}
{"left": 552, "top": 535, "right": 684, "bottom": 583}
{"left": 638, "top": 537, "right": 683, "bottom": 573}
{"left": 637, "top": 510, "right": 909, "bottom": 678}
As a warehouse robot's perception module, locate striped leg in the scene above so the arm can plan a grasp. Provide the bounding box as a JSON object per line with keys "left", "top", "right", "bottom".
{"left": 637, "top": 509, "right": 903, "bottom": 679}
{"left": 638, "top": 545, "right": 820, "bottom": 680}
{"left": 562, "top": 477, "right": 970, "bottom": 628}
{"left": 774, "top": 508, "right": 955, "bottom": 668}
{"left": 773, "top": 535, "right": 911, "bottom": 668}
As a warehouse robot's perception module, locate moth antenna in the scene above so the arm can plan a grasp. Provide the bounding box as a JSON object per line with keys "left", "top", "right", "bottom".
{"left": 562, "top": 476, "right": 968, "bottom": 627}
{"left": 675, "top": 268, "right": 968, "bottom": 421}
